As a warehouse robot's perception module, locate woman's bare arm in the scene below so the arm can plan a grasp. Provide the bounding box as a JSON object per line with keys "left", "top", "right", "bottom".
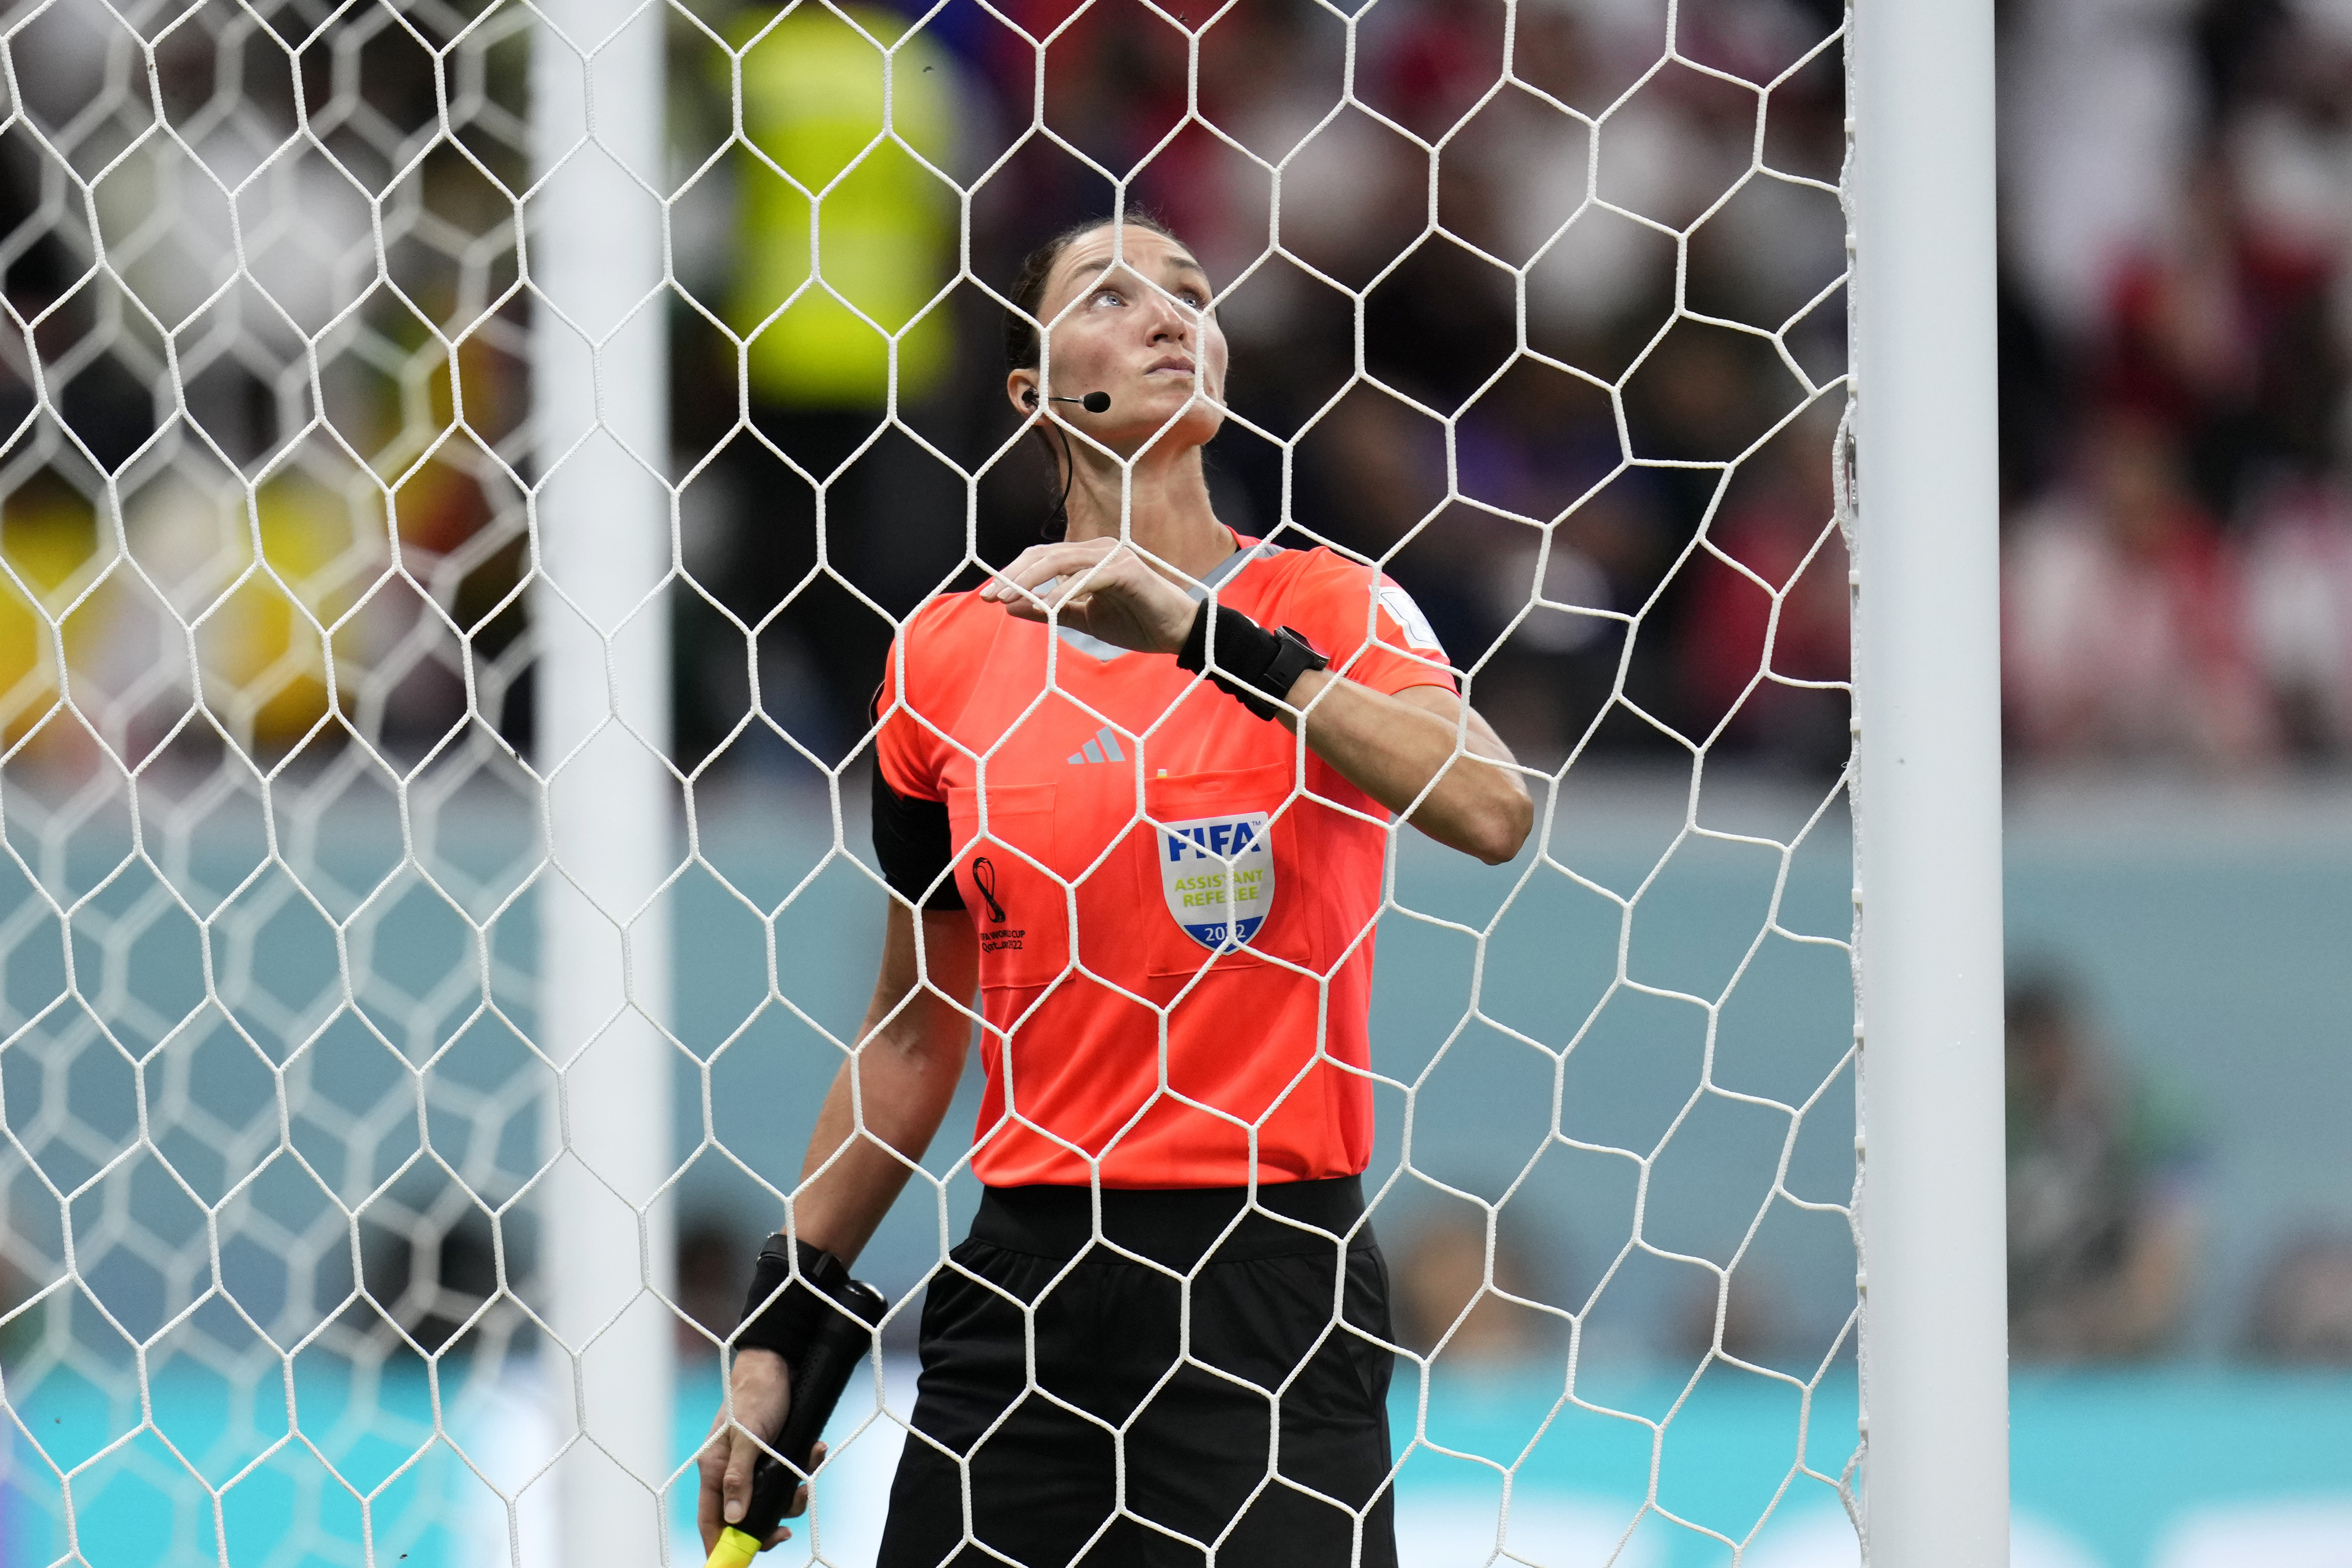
{"left": 698, "top": 900, "right": 977, "bottom": 1553}
{"left": 1282, "top": 674, "right": 1532, "bottom": 865}
{"left": 791, "top": 903, "right": 981, "bottom": 1260}
{"left": 981, "top": 537, "right": 1535, "bottom": 866}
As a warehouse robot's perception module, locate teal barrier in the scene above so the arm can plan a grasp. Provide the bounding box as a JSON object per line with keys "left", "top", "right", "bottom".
{"left": 11, "top": 1358, "right": 2347, "bottom": 1566}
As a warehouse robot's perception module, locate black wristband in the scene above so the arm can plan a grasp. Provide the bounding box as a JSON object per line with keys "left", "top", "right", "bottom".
{"left": 1176, "top": 602, "right": 1329, "bottom": 720}
{"left": 733, "top": 1234, "right": 856, "bottom": 1362}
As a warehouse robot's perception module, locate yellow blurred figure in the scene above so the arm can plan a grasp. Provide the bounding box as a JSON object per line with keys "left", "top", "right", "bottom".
{"left": 204, "top": 475, "right": 381, "bottom": 750}
{"left": 728, "top": 4, "right": 958, "bottom": 408}
{"left": 0, "top": 477, "right": 104, "bottom": 749}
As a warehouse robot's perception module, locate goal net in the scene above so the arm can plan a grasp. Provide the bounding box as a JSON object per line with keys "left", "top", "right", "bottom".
{"left": 0, "top": 0, "right": 1861, "bottom": 1564}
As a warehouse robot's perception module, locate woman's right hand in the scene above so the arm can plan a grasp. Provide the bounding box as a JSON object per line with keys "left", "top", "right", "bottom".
{"left": 695, "top": 1349, "right": 813, "bottom": 1556}
{"left": 979, "top": 536, "right": 1203, "bottom": 655}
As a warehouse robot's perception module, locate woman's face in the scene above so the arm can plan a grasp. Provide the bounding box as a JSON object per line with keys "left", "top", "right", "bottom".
{"left": 1010, "top": 224, "right": 1228, "bottom": 455}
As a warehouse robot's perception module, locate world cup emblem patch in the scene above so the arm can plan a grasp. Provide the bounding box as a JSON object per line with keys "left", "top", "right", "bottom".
{"left": 1158, "top": 811, "right": 1275, "bottom": 952}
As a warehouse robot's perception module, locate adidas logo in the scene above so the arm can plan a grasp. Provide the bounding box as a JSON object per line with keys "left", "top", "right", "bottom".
{"left": 1066, "top": 726, "right": 1128, "bottom": 766}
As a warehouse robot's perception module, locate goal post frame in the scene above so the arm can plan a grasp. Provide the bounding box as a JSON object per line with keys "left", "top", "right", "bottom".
{"left": 1850, "top": 0, "right": 2012, "bottom": 1560}
{"left": 530, "top": 0, "right": 678, "bottom": 1555}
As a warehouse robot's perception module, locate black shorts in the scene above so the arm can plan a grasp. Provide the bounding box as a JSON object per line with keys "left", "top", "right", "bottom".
{"left": 875, "top": 1177, "right": 1400, "bottom": 1568}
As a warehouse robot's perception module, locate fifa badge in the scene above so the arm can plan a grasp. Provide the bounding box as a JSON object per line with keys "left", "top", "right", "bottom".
{"left": 1157, "top": 812, "right": 1275, "bottom": 951}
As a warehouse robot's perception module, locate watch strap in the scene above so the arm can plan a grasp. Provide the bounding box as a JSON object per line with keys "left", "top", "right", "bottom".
{"left": 1176, "top": 602, "right": 1329, "bottom": 720}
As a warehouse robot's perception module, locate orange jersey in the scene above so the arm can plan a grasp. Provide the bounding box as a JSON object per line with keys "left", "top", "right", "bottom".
{"left": 874, "top": 538, "right": 1456, "bottom": 1189}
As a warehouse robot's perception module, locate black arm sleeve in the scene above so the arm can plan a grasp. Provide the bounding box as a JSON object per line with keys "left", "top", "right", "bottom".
{"left": 871, "top": 767, "right": 964, "bottom": 912}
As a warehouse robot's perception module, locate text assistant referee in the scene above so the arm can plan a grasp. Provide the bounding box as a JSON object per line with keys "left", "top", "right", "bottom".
{"left": 697, "top": 217, "right": 1533, "bottom": 1568}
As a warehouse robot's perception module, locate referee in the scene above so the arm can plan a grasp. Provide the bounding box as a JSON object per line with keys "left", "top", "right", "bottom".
{"left": 697, "top": 215, "right": 1533, "bottom": 1567}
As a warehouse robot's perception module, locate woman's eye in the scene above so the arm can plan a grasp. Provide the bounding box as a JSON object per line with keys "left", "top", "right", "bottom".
{"left": 1092, "top": 288, "right": 1123, "bottom": 307}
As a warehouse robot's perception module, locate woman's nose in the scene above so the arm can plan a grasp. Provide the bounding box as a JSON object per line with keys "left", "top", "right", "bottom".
{"left": 1142, "top": 292, "right": 1193, "bottom": 342}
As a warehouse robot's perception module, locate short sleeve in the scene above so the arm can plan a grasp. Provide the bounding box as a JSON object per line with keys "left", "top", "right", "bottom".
{"left": 871, "top": 634, "right": 944, "bottom": 801}
{"left": 1288, "top": 554, "right": 1459, "bottom": 698}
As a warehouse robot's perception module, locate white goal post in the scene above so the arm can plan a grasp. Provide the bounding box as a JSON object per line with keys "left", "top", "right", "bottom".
{"left": 1850, "top": 0, "right": 2011, "bottom": 1559}
{"left": 529, "top": 0, "right": 678, "bottom": 1556}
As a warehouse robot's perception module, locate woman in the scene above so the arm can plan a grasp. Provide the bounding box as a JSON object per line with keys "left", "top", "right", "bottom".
{"left": 698, "top": 214, "right": 1532, "bottom": 1567}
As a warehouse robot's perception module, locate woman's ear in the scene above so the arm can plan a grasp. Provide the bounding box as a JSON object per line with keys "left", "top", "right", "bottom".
{"left": 1008, "top": 370, "right": 1039, "bottom": 414}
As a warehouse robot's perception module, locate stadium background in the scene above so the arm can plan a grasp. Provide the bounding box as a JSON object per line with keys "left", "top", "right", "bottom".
{"left": 0, "top": 0, "right": 2347, "bottom": 1561}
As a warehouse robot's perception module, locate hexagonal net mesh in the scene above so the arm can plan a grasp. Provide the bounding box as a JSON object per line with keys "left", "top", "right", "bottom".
{"left": 0, "top": 0, "right": 1861, "bottom": 1564}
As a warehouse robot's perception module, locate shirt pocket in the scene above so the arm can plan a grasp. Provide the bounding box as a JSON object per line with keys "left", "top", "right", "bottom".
{"left": 1136, "top": 762, "right": 1315, "bottom": 980}
{"left": 945, "top": 783, "right": 1070, "bottom": 992}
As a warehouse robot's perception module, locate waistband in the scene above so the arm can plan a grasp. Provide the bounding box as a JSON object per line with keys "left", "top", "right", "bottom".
{"left": 970, "top": 1176, "right": 1370, "bottom": 1269}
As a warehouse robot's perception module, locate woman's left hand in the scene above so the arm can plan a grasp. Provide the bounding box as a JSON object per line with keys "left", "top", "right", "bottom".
{"left": 979, "top": 537, "right": 1201, "bottom": 655}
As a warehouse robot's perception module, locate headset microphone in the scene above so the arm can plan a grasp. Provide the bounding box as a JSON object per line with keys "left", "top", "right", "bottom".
{"left": 1048, "top": 391, "right": 1112, "bottom": 413}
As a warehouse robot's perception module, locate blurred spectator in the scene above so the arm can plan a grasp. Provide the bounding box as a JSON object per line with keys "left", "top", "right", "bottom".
{"left": 1674, "top": 418, "right": 1849, "bottom": 771}
{"left": 357, "top": 1211, "right": 506, "bottom": 1357}
{"left": 2003, "top": 411, "right": 2276, "bottom": 766}
{"left": 2002, "top": 0, "right": 2204, "bottom": 340}
{"left": 671, "top": 3, "right": 978, "bottom": 771}
{"left": 1671, "top": 1266, "right": 1787, "bottom": 1370}
{"left": 0, "top": 1243, "right": 27, "bottom": 1359}
{"left": 1392, "top": 1211, "right": 1552, "bottom": 1364}
{"left": 2099, "top": 151, "right": 2342, "bottom": 518}
{"left": 2006, "top": 972, "right": 2204, "bottom": 1360}
{"left": 2244, "top": 1231, "right": 2352, "bottom": 1363}
{"left": 675, "top": 1219, "right": 750, "bottom": 1357}
{"left": 1995, "top": 0, "right": 2352, "bottom": 774}
{"left": 726, "top": 3, "right": 958, "bottom": 409}
{"left": 2238, "top": 475, "right": 2352, "bottom": 756}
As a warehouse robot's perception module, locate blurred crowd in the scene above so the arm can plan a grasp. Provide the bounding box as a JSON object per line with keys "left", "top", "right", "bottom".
{"left": 675, "top": 0, "right": 2352, "bottom": 780}
{"left": 662, "top": 0, "right": 1854, "bottom": 778}
{"left": 0, "top": 0, "right": 1856, "bottom": 784}
{"left": 2, "top": 0, "right": 2351, "bottom": 787}
{"left": 2001, "top": 0, "right": 2352, "bottom": 769}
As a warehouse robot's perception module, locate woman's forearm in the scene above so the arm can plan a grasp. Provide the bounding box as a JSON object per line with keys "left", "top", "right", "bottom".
{"left": 789, "top": 1036, "right": 961, "bottom": 1264}
{"left": 791, "top": 908, "right": 976, "bottom": 1263}
{"left": 1285, "top": 673, "right": 1534, "bottom": 865}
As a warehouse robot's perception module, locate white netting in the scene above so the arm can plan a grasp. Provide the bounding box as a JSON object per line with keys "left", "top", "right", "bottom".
{"left": 0, "top": 0, "right": 1860, "bottom": 1564}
